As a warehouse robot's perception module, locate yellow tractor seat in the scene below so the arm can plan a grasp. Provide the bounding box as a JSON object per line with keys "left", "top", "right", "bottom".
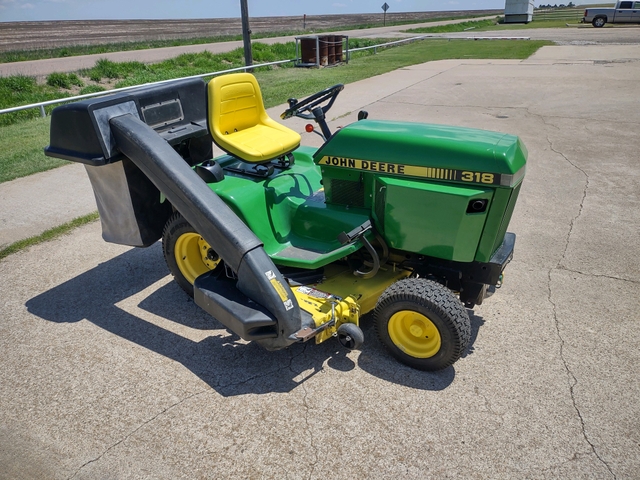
{"left": 208, "top": 73, "right": 301, "bottom": 163}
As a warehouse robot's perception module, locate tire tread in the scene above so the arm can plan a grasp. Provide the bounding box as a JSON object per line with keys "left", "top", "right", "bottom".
{"left": 374, "top": 278, "right": 471, "bottom": 370}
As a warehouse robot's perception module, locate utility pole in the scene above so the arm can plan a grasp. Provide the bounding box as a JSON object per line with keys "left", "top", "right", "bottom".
{"left": 240, "top": 0, "right": 253, "bottom": 69}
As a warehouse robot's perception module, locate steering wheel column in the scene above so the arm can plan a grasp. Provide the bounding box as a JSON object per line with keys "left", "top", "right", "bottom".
{"left": 309, "top": 106, "right": 333, "bottom": 140}
{"left": 281, "top": 84, "right": 344, "bottom": 141}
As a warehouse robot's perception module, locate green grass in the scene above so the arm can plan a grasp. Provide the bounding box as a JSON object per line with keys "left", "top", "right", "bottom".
{"left": 0, "top": 39, "right": 384, "bottom": 120}
{"left": 405, "top": 18, "right": 503, "bottom": 34}
{"left": 498, "top": 19, "right": 579, "bottom": 29}
{"left": 0, "top": 76, "right": 71, "bottom": 126}
{"left": 0, "top": 212, "right": 99, "bottom": 261}
{"left": 0, "top": 116, "right": 69, "bottom": 183}
{"left": 87, "top": 40, "right": 384, "bottom": 89}
{"left": 46, "top": 72, "right": 84, "bottom": 89}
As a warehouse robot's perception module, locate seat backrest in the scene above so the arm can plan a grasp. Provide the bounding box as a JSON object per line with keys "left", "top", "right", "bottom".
{"left": 207, "top": 73, "right": 301, "bottom": 163}
{"left": 208, "top": 73, "right": 266, "bottom": 138}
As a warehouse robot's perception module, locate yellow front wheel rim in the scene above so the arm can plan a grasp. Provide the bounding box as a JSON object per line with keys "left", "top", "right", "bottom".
{"left": 388, "top": 310, "right": 441, "bottom": 359}
{"left": 174, "top": 233, "right": 220, "bottom": 285}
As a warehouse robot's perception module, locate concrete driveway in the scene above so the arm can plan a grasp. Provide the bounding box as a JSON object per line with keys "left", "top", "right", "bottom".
{"left": 1, "top": 44, "right": 639, "bottom": 479}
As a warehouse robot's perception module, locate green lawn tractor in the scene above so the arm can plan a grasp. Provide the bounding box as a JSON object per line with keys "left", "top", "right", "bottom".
{"left": 45, "top": 73, "right": 526, "bottom": 371}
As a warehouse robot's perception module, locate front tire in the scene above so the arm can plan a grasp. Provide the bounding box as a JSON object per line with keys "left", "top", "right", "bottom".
{"left": 374, "top": 278, "right": 471, "bottom": 371}
{"left": 162, "top": 212, "right": 222, "bottom": 297}
{"left": 592, "top": 17, "right": 606, "bottom": 27}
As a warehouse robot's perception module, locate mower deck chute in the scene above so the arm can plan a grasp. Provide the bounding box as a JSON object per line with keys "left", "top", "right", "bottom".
{"left": 109, "top": 113, "right": 317, "bottom": 350}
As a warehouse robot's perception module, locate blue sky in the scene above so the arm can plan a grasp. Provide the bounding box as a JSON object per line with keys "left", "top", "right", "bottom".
{"left": 0, "top": 0, "right": 604, "bottom": 22}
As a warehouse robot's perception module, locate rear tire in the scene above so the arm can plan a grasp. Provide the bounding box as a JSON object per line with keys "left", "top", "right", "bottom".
{"left": 162, "top": 212, "right": 222, "bottom": 297}
{"left": 374, "top": 278, "right": 471, "bottom": 371}
{"left": 592, "top": 17, "right": 606, "bottom": 27}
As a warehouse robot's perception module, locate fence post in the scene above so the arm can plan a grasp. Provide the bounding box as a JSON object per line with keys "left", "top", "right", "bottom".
{"left": 39, "top": 105, "right": 46, "bottom": 117}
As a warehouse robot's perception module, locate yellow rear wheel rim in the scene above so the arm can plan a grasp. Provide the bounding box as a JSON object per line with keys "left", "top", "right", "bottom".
{"left": 174, "top": 233, "right": 220, "bottom": 285}
{"left": 388, "top": 310, "right": 441, "bottom": 358}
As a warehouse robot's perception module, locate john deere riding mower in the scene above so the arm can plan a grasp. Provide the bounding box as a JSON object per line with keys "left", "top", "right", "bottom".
{"left": 45, "top": 73, "right": 526, "bottom": 371}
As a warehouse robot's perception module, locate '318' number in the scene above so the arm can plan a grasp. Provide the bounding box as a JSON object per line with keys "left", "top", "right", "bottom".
{"left": 461, "top": 171, "right": 495, "bottom": 184}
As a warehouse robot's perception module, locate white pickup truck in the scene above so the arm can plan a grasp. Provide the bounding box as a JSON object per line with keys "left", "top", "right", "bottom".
{"left": 583, "top": 1, "right": 640, "bottom": 27}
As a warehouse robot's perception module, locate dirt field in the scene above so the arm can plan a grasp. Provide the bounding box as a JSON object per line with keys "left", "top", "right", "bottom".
{"left": 0, "top": 10, "right": 501, "bottom": 53}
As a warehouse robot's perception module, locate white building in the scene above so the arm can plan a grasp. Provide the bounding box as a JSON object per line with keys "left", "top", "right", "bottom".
{"left": 504, "top": 0, "right": 535, "bottom": 23}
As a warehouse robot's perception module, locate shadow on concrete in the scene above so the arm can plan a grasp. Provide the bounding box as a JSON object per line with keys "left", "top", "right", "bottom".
{"left": 25, "top": 245, "right": 478, "bottom": 395}
{"left": 462, "top": 311, "right": 485, "bottom": 359}
{"left": 355, "top": 309, "right": 484, "bottom": 391}
{"left": 356, "top": 335, "right": 456, "bottom": 391}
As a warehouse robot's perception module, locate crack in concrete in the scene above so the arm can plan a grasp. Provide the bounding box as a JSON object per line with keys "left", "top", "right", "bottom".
{"left": 543, "top": 113, "right": 640, "bottom": 126}
{"left": 546, "top": 136, "right": 589, "bottom": 270}
{"left": 541, "top": 125, "right": 639, "bottom": 297}
{"left": 68, "top": 389, "right": 209, "bottom": 480}
{"left": 215, "top": 341, "right": 311, "bottom": 393}
{"left": 537, "top": 451, "right": 596, "bottom": 476}
{"left": 556, "top": 265, "right": 640, "bottom": 285}
{"left": 286, "top": 343, "right": 321, "bottom": 480}
{"left": 546, "top": 269, "right": 617, "bottom": 479}
{"left": 526, "top": 107, "right": 561, "bottom": 130}
{"left": 69, "top": 344, "right": 317, "bottom": 479}
{"left": 594, "top": 58, "right": 640, "bottom": 65}
{"left": 473, "top": 385, "right": 503, "bottom": 419}
{"left": 301, "top": 382, "right": 319, "bottom": 480}
{"left": 544, "top": 137, "right": 616, "bottom": 478}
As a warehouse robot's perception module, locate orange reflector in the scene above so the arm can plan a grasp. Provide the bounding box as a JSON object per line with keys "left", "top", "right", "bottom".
{"left": 305, "top": 124, "right": 314, "bottom": 133}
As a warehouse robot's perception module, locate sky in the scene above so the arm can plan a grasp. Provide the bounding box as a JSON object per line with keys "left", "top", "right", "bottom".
{"left": 0, "top": 0, "right": 607, "bottom": 22}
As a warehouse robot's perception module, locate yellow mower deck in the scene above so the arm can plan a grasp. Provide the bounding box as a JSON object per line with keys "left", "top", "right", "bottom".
{"left": 292, "top": 264, "right": 411, "bottom": 344}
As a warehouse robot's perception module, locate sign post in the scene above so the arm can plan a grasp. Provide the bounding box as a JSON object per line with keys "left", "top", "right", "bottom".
{"left": 381, "top": 2, "right": 389, "bottom": 26}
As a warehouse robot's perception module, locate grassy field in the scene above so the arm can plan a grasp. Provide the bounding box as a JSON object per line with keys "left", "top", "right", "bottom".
{"left": 405, "top": 18, "right": 503, "bottom": 33}
{"left": 0, "top": 38, "right": 550, "bottom": 184}
{"left": 0, "top": 116, "right": 64, "bottom": 183}
{"left": 0, "top": 13, "right": 494, "bottom": 64}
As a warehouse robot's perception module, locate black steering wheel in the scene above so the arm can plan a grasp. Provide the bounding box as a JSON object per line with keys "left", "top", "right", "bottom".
{"left": 281, "top": 84, "right": 344, "bottom": 120}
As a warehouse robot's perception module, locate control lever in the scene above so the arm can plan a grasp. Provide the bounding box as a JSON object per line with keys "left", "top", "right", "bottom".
{"left": 337, "top": 221, "right": 380, "bottom": 279}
